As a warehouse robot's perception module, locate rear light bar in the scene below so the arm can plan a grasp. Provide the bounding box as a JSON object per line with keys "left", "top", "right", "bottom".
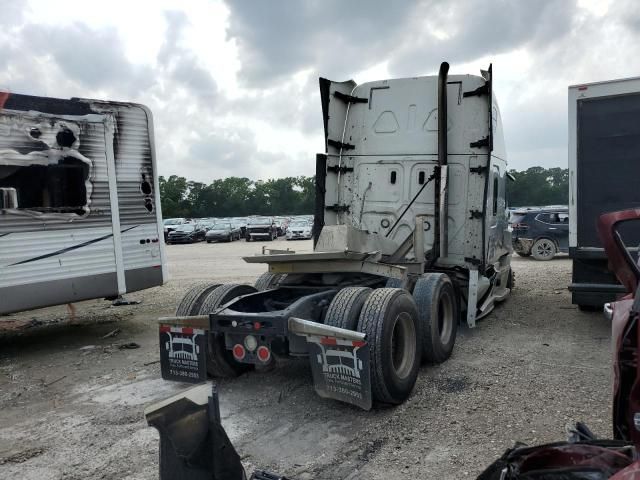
{"left": 512, "top": 223, "right": 529, "bottom": 229}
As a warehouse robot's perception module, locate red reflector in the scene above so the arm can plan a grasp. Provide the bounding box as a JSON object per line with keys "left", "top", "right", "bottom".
{"left": 159, "top": 325, "right": 171, "bottom": 332}
{"left": 257, "top": 346, "right": 271, "bottom": 362}
{"left": 352, "top": 340, "right": 366, "bottom": 348}
{"left": 233, "top": 344, "right": 246, "bottom": 360}
{"left": 578, "top": 86, "right": 588, "bottom": 91}
{"left": 320, "top": 337, "right": 337, "bottom": 346}
{"left": 182, "top": 327, "right": 194, "bottom": 335}
{"left": 253, "top": 321, "right": 261, "bottom": 330}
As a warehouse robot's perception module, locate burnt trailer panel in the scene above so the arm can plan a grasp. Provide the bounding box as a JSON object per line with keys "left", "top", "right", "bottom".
{"left": 0, "top": 92, "right": 166, "bottom": 315}
{"left": 568, "top": 78, "right": 640, "bottom": 307}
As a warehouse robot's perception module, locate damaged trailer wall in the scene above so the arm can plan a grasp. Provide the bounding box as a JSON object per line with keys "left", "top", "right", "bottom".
{"left": 0, "top": 93, "right": 166, "bottom": 315}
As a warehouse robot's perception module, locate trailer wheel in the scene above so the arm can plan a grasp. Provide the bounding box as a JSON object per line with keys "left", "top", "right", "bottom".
{"left": 324, "top": 287, "right": 372, "bottom": 330}
{"left": 198, "top": 284, "right": 257, "bottom": 378}
{"left": 357, "top": 288, "right": 420, "bottom": 405}
{"left": 175, "top": 282, "right": 222, "bottom": 316}
{"left": 531, "top": 238, "right": 556, "bottom": 261}
{"left": 413, "top": 273, "right": 458, "bottom": 364}
{"left": 254, "top": 272, "right": 286, "bottom": 291}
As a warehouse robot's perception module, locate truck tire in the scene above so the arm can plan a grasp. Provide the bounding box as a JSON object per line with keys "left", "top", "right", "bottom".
{"left": 357, "top": 288, "right": 420, "bottom": 405}
{"left": 507, "top": 268, "right": 515, "bottom": 290}
{"left": 175, "top": 282, "right": 222, "bottom": 316}
{"left": 254, "top": 272, "right": 286, "bottom": 291}
{"left": 413, "top": 273, "right": 458, "bottom": 364}
{"left": 198, "top": 283, "right": 257, "bottom": 378}
{"left": 324, "top": 287, "right": 372, "bottom": 330}
{"left": 531, "top": 238, "right": 556, "bottom": 261}
{"left": 384, "top": 278, "right": 404, "bottom": 289}
{"left": 198, "top": 283, "right": 256, "bottom": 316}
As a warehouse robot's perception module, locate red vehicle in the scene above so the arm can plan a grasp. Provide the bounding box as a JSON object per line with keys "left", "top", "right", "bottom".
{"left": 478, "top": 209, "right": 640, "bottom": 480}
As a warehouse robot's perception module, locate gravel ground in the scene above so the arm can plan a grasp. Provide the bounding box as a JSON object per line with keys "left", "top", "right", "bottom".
{"left": 0, "top": 241, "right": 611, "bottom": 479}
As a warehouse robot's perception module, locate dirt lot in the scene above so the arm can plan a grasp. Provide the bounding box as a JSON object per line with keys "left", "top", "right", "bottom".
{"left": 0, "top": 240, "right": 612, "bottom": 479}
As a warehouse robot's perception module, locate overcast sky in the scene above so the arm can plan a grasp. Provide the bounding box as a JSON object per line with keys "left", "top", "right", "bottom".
{"left": 1, "top": 0, "right": 639, "bottom": 182}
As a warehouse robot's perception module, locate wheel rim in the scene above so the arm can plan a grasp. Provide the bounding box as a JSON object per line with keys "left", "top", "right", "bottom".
{"left": 437, "top": 291, "right": 454, "bottom": 344}
{"left": 535, "top": 240, "right": 554, "bottom": 258}
{"left": 390, "top": 311, "right": 416, "bottom": 379}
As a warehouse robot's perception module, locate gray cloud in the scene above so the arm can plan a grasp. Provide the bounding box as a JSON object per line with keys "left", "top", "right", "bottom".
{"left": 0, "top": 0, "right": 26, "bottom": 27}
{"left": 390, "top": 0, "right": 576, "bottom": 76}
{"left": 224, "top": 0, "right": 417, "bottom": 86}
{"left": 187, "top": 128, "right": 289, "bottom": 181}
{"left": 3, "top": 1, "right": 640, "bottom": 182}
{"left": 158, "top": 11, "right": 218, "bottom": 104}
{"left": 20, "top": 22, "right": 155, "bottom": 97}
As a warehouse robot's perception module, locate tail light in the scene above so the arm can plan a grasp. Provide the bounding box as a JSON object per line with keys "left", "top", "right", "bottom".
{"left": 232, "top": 344, "right": 246, "bottom": 361}
{"left": 512, "top": 223, "right": 529, "bottom": 230}
{"left": 256, "top": 346, "right": 271, "bottom": 363}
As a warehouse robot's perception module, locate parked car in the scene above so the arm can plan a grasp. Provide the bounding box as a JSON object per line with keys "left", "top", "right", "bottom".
{"left": 200, "top": 221, "right": 217, "bottom": 231}
{"left": 163, "top": 218, "right": 188, "bottom": 240}
{"left": 511, "top": 207, "right": 569, "bottom": 260}
{"left": 232, "top": 217, "right": 248, "bottom": 237}
{"left": 286, "top": 220, "right": 313, "bottom": 240}
{"left": 274, "top": 216, "right": 290, "bottom": 236}
{"left": 205, "top": 223, "right": 241, "bottom": 243}
{"left": 246, "top": 216, "right": 277, "bottom": 241}
{"left": 166, "top": 223, "right": 206, "bottom": 244}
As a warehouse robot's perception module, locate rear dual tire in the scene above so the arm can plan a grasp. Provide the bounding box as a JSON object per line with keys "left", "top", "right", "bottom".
{"left": 254, "top": 272, "right": 286, "bottom": 291}
{"left": 197, "top": 284, "right": 257, "bottom": 378}
{"left": 357, "top": 288, "right": 420, "bottom": 405}
{"left": 325, "top": 287, "right": 372, "bottom": 330}
{"left": 413, "top": 273, "right": 458, "bottom": 364}
{"left": 323, "top": 287, "right": 421, "bottom": 405}
{"left": 175, "top": 283, "right": 257, "bottom": 378}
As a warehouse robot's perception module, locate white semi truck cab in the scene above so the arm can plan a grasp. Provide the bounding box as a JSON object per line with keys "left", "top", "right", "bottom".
{"left": 161, "top": 62, "right": 513, "bottom": 410}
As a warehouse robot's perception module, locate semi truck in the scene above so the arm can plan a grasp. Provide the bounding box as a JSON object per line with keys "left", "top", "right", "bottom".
{"left": 159, "top": 62, "right": 513, "bottom": 409}
{"left": 568, "top": 77, "right": 640, "bottom": 309}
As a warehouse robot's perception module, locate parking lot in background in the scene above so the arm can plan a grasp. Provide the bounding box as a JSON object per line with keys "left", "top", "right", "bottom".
{"left": 0, "top": 243, "right": 610, "bottom": 479}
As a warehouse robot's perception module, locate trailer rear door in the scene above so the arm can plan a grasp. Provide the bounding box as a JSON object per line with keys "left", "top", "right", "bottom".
{"left": 577, "top": 94, "right": 640, "bottom": 248}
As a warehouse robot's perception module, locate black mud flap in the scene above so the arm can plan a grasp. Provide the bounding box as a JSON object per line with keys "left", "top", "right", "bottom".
{"left": 145, "top": 383, "right": 246, "bottom": 480}
{"left": 305, "top": 335, "right": 372, "bottom": 410}
{"left": 159, "top": 324, "right": 208, "bottom": 384}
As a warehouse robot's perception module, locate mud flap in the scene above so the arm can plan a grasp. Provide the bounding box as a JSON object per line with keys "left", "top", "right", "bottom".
{"left": 159, "top": 324, "right": 208, "bottom": 383}
{"left": 145, "top": 383, "right": 246, "bottom": 480}
{"left": 288, "top": 317, "right": 372, "bottom": 410}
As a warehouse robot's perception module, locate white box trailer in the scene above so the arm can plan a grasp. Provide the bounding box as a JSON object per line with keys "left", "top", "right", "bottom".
{"left": 0, "top": 93, "right": 167, "bottom": 315}
{"left": 568, "top": 77, "right": 640, "bottom": 308}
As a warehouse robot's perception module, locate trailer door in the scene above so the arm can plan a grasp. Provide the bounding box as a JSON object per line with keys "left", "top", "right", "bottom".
{"left": 577, "top": 94, "right": 640, "bottom": 248}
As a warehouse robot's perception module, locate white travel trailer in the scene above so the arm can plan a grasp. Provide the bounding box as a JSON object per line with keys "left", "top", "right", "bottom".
{"left": 0, "top": 93, "right": 167, "bottom": 315}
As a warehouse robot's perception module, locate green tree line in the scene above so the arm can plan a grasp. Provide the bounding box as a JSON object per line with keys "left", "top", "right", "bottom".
{"left": 506, "top": 167, "right": 568, "bottom": 207}
{"left": 159, "top": 175, "right": 316, "bottom": 218}
{"left": 159, "top": 167, "right": 568, "bottom": 218}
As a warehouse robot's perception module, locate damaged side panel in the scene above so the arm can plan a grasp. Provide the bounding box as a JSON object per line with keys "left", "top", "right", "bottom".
{"left": 0, "top": 93, "right": 166, "bottom": 315}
